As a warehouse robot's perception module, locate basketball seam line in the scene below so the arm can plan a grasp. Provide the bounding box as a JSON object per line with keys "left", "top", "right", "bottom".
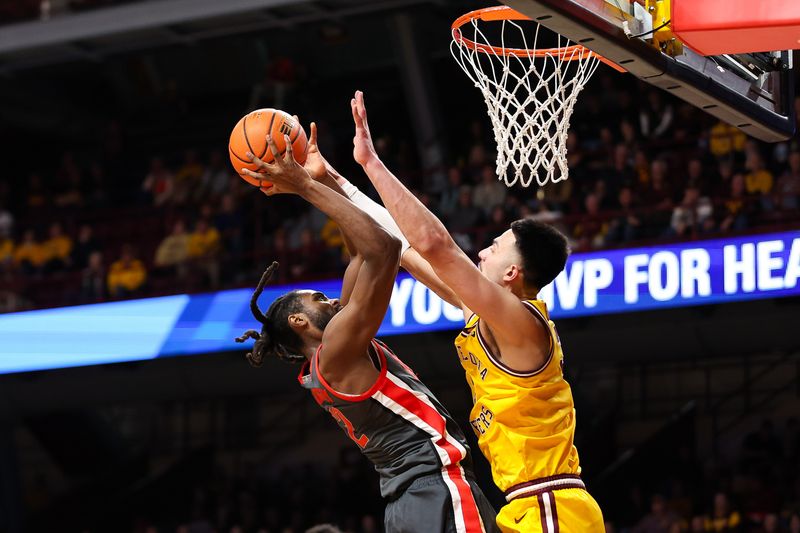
{"left": 242, "top": 115, "right": 257, "bottom": 159}
{"left": 229, "top": 146, "right": 251, "bottom": 164}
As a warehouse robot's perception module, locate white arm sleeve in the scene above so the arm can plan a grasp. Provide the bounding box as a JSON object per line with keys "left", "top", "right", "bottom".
{"left": 339, "top": 179, "right": 411, "bottom": 255}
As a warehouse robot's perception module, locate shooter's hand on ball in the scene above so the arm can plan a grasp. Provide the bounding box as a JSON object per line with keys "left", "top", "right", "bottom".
{"left": 242, "top": 134, "right": 312, "bottom": 196}
{"left": 302, "top": 121, "right": 329, "bottom": 182}
{"left": 352, "top": 90, "right": 379, "bottom": 168}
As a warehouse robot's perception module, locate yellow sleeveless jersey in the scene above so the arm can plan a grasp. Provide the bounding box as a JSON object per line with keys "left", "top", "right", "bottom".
{"left": 453, "top": 299, "right": 581, "bottom": 493}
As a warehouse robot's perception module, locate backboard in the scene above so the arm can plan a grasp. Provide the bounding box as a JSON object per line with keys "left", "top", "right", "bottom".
{"left": 501, "top": 0, "right": 796, "bottom": 142}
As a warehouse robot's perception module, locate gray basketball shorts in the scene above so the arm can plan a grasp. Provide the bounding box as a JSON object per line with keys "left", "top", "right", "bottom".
{"left": 384, "top": 470, "right": 500, "bottom": 533}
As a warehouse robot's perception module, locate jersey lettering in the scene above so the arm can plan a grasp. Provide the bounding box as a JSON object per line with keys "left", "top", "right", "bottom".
{"left": 469, "top": 405, "right": 494, "bottom": 436}
{"left": 328, "top": 406, "right": 370, "bottom": 449}
{"left": 460, "top": 348, "right": 488, "bottom": 381}
{"left": 311, "top": 388, "right": 333, "bottom": 406}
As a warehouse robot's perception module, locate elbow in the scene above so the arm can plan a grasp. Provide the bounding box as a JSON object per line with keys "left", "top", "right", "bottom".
{"left": 382, "top": 233, "right": 402, "bottom": 264}
{"left": 363, "top": 229, "right": 401, "bottom": 265}
{"left": 414, "top": 228, "right": 450, "bottom": 257}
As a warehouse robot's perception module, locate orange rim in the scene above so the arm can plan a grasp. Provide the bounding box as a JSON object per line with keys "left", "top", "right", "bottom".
{"left": 452, "top": 6, "right": 626, "bottom": 73}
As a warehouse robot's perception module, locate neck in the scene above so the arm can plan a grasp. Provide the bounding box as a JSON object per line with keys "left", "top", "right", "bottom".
{"left": 509, "top": 281, "right": 538, "bottom": 301}
{"left": 301, "top": 341, "right": 321, "bottom": 361}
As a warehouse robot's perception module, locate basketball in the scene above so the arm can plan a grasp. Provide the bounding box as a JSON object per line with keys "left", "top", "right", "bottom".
{"left": 228, "top": 108, "right": 309, "bottom": 187}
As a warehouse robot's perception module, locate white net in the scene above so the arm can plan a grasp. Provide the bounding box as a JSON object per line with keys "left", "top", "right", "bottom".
{"left": 451, "top": 13, "right": 601, "bottom": 188}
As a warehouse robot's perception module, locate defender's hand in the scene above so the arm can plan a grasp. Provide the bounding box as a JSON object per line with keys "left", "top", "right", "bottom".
{"left": 352, "top": 90, "right": 379, "bottom": 167}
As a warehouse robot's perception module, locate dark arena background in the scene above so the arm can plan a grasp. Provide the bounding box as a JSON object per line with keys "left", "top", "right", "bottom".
{"left": 0, "top": 1, "right": 799, "bottom": 532}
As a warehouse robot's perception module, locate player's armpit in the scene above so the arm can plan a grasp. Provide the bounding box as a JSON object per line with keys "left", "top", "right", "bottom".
{"left": 426, "top": 241, "right": 549, "bottom": 370}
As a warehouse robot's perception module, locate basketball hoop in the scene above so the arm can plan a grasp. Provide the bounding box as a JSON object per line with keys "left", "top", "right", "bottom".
{"left": 451, "top": 6, "right": 623, "bottom": 188}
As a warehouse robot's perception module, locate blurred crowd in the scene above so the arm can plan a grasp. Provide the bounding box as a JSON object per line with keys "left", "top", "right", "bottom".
{"left": 36, "top": 416, "right": 793, "bottom": 533}
{"left": 1, "top": 80, "right": 799, "bottom": 313}
{"left": 606, "top": 418, "right": 800, "bottom": 533}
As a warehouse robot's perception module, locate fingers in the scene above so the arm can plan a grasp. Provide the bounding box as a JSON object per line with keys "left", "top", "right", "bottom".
{"left": 356, "top": 90, "right": 367, "bottom": 121}
{"left": 351, "top": 98, "right": 361, "bottom": 126}
{"left": 266, "top": 135, "right": 281, "bottom": 160}
{"left": 246, "top": 150, "right": 269, "bottom": 171}
{"left": 282, "top": 134, "right": 293, "bottom": 163}
{"left": 309, "top": 122, "right": 318, "bottom": 148}
{"left": 241, "top": 168, "right": 267, "bottom": 181}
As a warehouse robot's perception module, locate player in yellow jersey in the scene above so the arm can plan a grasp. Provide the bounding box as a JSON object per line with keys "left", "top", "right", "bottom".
{"left": 345, "top": 90, "right": 605, "bottom": 532}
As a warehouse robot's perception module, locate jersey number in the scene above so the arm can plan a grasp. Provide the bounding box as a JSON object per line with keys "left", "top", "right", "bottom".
{"left": 328, "top": 406, "right": 369, "bottom": 449}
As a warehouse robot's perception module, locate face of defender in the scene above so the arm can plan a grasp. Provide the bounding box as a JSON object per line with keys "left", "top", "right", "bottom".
{"left": 477, "top": 228, "right": 522, "bottom": 285}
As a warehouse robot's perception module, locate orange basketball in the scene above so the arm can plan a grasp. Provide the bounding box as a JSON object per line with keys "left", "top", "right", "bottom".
{"left": 228, "top": 108, "right": 308, "bottom": 187}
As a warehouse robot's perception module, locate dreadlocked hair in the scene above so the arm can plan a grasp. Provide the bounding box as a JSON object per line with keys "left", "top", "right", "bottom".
{"left": 234, "top": 262, "right": 307, "bottom": 366}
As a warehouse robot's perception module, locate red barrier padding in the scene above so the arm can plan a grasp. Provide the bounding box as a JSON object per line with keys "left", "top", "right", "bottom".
{"left": 671, "top": 0, "right": 800, "bottom": 56}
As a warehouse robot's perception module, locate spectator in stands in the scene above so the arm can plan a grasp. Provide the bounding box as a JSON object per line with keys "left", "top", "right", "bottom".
{"left": 566, "top": 131, "right": 589, "bottom": 183}
{"left": 14, "top": 229, "right": 45, "bottom": 274}
{"left": 266, "top": 228, "right": 291, "bottom": 283}
{"left": 709, "top": 121, "right": 746, "bottom": 158}
{"left": 762, "top": 513, "right": 780, "bottom": 533}
{"left": 81, "top": 251, "right": 105, "bottom": 302}
{"left": 594, "top": 178, "right": 614, "bottom": 211}
{"left": 634, "top": 149, "right": 651, "bottom": 189}
{"left": 42, "top": 222, "right": 73, "bottom": 272}
{"left": 632, "top": 494, "right": 681, "bottom": 533}
{"left": 439, "top": 166, "right": 463, "bottom": 219}
{"left": 641, "top": 159, "right": 674, "bottom": 210}
{"left": 85, "top": 162, "right": 108, "bottom": 208}
{"left": 25, "top": 173, "right": 49, "bottom": 212}
{"left": 320, "top": 217, "right": 346, "bottom": 268}
{"left": 0, "top": 227, "right": 13, "bottom": 274}
{"left": 107, "top": 244, "right": 146, "bottom": 298}
{"left": 54, "top": 170, "right": 85, "bottom": 208}
{"left": 187, "top": 218, "right": 220, "bottom": 289}
{"left": 448, "top": 185, "right": 483, "bottom": 253}
{"left": 686, "top": 158, "right": 710, "bottom": 192}
{"left": 71, "top": 224, "right": 100, "bottom": 271}
{"left": 306, "top": 524, "right": 343, "bottom": 533}
{"left": 173, "top": 149, "right": 205, "bottom": 205}
{"left": 744, "top": 150, "right": 774, "bottom": 208}
{"left": 141, "top": 157, "right": 174, "bottom": 206}
{"left": 669, "top": 182, "right": 713, "bottom": 237}
{"left": 719, "top": 173, "right": 750, "bottom": 232}
{"left": 619, "top": 119, "right": 638, "bottom": 151}
{"left": 606, "top": 143, "right": 637, "bottom": 190}
{"left": 288, "top": 228, "right": 323, "bottom": 280}
{"left": 480, "top": 204, "right": 511, "bottom": 249}
{"left": 703, "top": 492, "right": 741, "bottom": 532}
{"left": 472, "top": 164, "right": 506, "bottom": 215}
{"left": 466, "top": 142, "right": 490, "bottom": 181}
{"left": 713, "top": 159, "right": 736, "bottom": 199}
{"left": 0, "top": 200, "right": 13, "bottom": 238}
{"left": 639, "top": 90, "right": 674, "bottom": 139}
{"left": 200, "top": 150, "right": 232, "bottom": 200}
{"left": 573, "top": 193, "right": 609, "bottom": 251}
{"left": 773, "top": 151, "right": 800, "bottom": 211}
{"left": 214, "top": 193, "right": 244, "bottom": 257}
{"left": 606, "top": 185, "right": 641, "bottom": 244}
{"left": 790, "top": 512, "right": 800, "bottom": 533}
{"left": 53, "top": 152, "right": 80, "bottom": 202}
{"left": 154, "top": 219, "right": 189, "bottom": 277}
